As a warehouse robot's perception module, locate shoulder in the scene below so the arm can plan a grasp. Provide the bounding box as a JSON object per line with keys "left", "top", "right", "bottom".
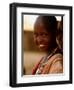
{"left": 48, "top": 53, "right": 63, "bottom": 74}
{"left": 50, "top": 53, "right": 63, "bottom": 61}
{"left": 47, "top": 53, "right": 63, "bottom": 66}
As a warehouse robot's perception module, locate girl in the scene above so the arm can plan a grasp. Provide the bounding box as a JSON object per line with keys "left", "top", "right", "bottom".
{"left": 32, "top": 16, "right": 63, "bottom": 75}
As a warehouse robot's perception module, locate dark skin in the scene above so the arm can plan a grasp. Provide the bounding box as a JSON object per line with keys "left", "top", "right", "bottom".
{"left": 33, "top": 17, "right": 56, "bottom": 53}
{"left": 32, "top": 16, "right": 63, "bottom": 75}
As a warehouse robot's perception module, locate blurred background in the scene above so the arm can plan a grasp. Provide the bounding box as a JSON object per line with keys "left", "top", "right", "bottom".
{"left": 22, "top": 15, "right": 62, "bottom": 75}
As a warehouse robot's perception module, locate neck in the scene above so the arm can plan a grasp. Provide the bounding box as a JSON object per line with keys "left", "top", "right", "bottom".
{"left": 46, "top": 44, "right": 57, "bottom": 55}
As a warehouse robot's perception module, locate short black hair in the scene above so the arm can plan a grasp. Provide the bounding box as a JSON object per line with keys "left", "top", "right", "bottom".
{"left": 35, "top": 15, "right": 57, "bottom": 33}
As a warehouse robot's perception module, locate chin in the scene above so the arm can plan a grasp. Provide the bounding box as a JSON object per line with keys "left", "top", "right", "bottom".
{"left": 39, "top": 47, "right": 48, "bottom": 52}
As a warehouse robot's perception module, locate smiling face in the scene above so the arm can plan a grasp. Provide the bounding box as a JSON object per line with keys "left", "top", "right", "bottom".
{"left": 34, "top": 17, "right": 54, "bottom": 52}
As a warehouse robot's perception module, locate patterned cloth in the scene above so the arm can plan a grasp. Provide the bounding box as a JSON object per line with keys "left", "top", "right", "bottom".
{"left": 32, "top": 47, "right": 63, "bottom": 75}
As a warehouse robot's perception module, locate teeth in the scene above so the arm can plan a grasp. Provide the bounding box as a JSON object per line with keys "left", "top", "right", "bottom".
{"left": 39, "top": 44, "right": 44, "bottom": 47}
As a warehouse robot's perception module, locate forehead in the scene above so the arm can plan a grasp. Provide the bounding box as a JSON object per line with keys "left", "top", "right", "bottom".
{"left": 35, "top": 16, "right": 44, "bottom": 26}
{"left": 34, "top": 19, "right": 47, "bottom": 33}
{"left": 34, "top": 16, "right": 51, "bottom": 34}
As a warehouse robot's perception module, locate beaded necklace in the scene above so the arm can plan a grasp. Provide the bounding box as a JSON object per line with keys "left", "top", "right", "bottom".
{"left": 36, "top": 47, "right": 60, "bottom": 74}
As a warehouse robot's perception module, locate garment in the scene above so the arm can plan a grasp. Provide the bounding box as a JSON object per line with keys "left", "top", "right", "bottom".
{"left": 32, "top": 47, "right": 63, "bottom": 75}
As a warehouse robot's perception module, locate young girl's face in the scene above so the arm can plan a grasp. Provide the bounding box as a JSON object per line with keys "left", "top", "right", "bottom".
{"left": 34, "top": 19, "right": 52, "bottom": 52}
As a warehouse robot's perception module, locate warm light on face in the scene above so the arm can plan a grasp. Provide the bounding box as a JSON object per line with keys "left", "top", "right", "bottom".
{"left": 23, "top": 15, "right": 62, "bottom": 31}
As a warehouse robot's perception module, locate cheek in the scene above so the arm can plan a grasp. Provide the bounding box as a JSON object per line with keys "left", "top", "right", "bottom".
{"left": 44, "top": 36, "right": 51, "bottom": 44}
{"left": 33, "top": 37, "right": 38, "bottom": 45}
{"left": 33, "top": 35, "right": 52, "bottom": 46}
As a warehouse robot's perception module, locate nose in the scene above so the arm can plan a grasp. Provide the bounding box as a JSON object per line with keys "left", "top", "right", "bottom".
{"left": 36, "top": 36, "right": 43, "bottom": 44}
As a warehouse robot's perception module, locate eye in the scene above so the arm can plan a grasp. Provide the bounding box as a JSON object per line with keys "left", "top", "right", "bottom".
{"left": 41, "top": 33, "right": 48, "bottom": 37}
{"left": 33, "top": 32, "right": 38, "bottom": 37}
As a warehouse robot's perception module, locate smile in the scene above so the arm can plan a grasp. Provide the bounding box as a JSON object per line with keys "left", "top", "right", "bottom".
{"left": 39, "top": 44, "right": 46, "bottom": 48}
